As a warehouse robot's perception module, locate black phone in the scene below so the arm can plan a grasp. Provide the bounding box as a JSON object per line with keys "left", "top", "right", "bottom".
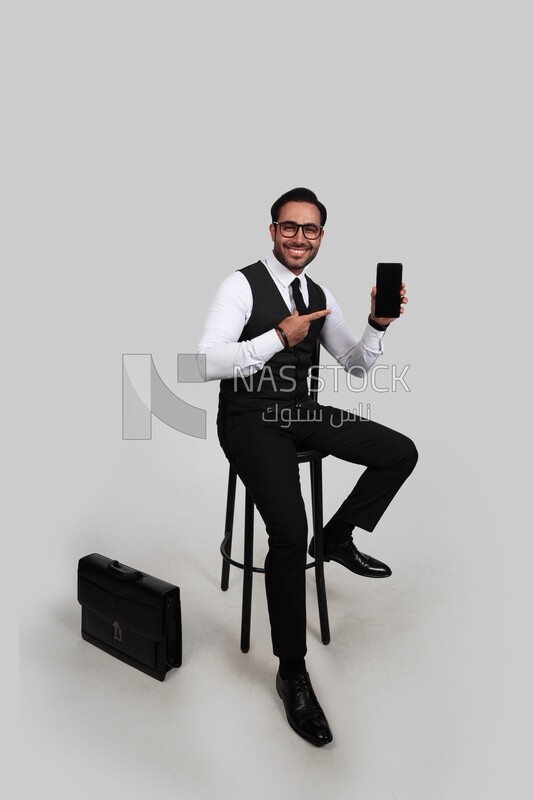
{"left": 375, "top": 263, "right": 403, "bottom": 318}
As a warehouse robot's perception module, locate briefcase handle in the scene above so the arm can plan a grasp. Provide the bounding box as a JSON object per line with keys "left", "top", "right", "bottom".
{"left": 107, "top": 560, "right": 143, "bottom": 581}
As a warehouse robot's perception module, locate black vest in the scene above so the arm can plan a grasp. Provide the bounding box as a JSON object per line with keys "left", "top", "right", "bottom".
{"left": 219, "top": 261, "right": 326, "bottom": 408}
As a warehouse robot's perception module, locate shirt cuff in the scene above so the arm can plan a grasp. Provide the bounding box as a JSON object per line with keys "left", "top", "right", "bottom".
{"left": 252, "top": 328, "right": 285, "bottom": 364}
{"left": 361, "top": 322, "right": 386, "bottom": 353}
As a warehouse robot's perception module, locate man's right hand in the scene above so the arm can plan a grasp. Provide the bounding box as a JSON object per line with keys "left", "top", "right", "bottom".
{"left": 276, "top": 309, "right": 331, "bottom": 347}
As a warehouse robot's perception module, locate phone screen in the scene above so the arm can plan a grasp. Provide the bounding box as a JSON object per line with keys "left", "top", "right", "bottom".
{"left": 375, "top": 263, "right": 403, "bottom": 318}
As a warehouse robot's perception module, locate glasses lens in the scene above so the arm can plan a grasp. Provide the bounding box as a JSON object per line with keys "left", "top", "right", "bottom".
{"left": 302, "top": 225, "right": 321, "bottom": 240}
{"left": 279, "top": 222, "right": 298, "bottom": 237}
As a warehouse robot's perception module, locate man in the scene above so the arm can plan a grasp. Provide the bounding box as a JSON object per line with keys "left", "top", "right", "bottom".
{"left": 197, "top": 187, "right": 418, "bottom": 747}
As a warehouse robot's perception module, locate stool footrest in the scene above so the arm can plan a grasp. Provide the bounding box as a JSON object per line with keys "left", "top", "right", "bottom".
{"left": 220, "top": 539, "right": 318, "bottom": 574}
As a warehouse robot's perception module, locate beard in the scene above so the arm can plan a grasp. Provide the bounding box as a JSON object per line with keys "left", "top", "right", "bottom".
{"left": 272, "top": 240, "right": 320, "bottom": 271}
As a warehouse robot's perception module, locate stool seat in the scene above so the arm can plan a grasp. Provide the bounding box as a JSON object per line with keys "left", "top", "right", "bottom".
{"left": 295, "top": 447, "right": 326, "bottom": 462}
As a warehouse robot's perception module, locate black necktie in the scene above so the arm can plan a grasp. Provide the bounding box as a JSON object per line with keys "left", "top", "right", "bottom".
{"left": 291, "top": 277, "right": 307, "bottom": 315}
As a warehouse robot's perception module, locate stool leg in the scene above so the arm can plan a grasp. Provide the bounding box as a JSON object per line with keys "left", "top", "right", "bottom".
{"left": 241, "top": 490, "right": 254, "bottom": 653}
{"left": 221, "top": 466, "right": 237, "bottom": 591}
{"left": 310, "top": 460, "right": 331, "bottom": 645}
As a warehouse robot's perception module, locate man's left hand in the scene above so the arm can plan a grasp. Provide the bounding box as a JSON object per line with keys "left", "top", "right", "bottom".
{"left": 370, "top": 281, "right": 408, "bottom": 327}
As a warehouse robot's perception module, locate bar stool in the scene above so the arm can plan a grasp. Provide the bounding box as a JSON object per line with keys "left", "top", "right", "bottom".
{"left": 219, "top": 344, "right": 331, "bottom": 653}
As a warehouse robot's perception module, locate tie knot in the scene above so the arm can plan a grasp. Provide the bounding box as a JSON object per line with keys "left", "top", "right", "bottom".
{"left": 291, "top": 278, "right": 300, "bottom": 288}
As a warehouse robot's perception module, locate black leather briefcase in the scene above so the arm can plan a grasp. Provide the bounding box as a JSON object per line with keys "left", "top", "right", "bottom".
{"left": 77, "top": 553, "right": 182, "bottom": 681}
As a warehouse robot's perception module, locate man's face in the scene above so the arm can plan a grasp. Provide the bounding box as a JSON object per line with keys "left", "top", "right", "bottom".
{"left": 269, "top": 201, "right": 324, "bottom": 273}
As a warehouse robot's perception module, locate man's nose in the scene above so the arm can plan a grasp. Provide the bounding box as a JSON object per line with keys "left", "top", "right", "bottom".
{"left": 292, "top": 227, "right": 307, "bottom": 244}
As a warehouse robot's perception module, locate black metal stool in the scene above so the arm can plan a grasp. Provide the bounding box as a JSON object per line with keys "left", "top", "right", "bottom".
{"left": 220, "top": 451, "right": 331, "bottom": 652}
{"left": 219, "top": 343, "right": 330, "bottom": 653}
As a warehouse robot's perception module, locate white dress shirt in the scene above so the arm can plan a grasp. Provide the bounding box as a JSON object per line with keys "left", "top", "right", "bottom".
{"left": 197, "top": 254, "right": 386, "bottom": 381}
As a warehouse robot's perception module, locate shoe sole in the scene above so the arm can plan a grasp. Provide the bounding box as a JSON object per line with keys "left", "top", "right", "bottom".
{"left": 276, "top": 684, "right": 333, "bottom": 747}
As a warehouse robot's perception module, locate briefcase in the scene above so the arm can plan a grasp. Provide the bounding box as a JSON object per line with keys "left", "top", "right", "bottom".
{"left": 77, "top": 553, "right": 182, "bottom": 681}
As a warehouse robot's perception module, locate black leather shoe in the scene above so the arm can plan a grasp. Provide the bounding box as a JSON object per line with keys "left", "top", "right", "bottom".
{"left": 309, "top": 536, "right": 392, "bottom": 578}
{"left": 276, "top": 670, "right": 333, "bottom": 747}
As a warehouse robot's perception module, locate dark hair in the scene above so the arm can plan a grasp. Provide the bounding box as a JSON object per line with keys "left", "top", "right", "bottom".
{"left": 270, "top": 187, "right": 327, "bottom": 228}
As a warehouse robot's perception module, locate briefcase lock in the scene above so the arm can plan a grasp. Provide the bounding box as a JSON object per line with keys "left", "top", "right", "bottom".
{"left": 113, "top": 621, "right": 122, "bottom": 642}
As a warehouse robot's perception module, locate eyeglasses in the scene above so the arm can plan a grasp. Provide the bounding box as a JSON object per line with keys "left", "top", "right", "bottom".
{"left": 274, "top": 221, "right": 323, "bottom": 240}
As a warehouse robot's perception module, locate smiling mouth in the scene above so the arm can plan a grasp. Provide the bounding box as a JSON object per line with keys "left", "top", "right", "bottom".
{"left": 285, "top": 246, "right": 310, "bottom": 256}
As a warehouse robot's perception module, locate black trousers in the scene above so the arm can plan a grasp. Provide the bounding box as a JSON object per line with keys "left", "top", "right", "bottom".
{"left": 217, "top": 396, "right": 418, "bottom": 660}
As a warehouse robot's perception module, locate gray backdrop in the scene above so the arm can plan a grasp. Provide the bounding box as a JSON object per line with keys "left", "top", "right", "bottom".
{"left": 9, "top": 1, "right": 531, "bottom": 798}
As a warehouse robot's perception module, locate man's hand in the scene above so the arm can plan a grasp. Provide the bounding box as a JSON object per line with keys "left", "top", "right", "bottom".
{"left": 276, "top": 309, "right": 331, "bottom": 348}
{"left": 370, "top": 281, "right": 408, "bottom": 327}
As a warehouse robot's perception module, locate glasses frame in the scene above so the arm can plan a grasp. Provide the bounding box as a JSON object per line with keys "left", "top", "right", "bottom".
{"left": 273, "top": 220, "right": 324, "bottom": 240}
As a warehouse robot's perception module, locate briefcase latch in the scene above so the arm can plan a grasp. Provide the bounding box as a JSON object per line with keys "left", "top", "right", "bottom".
{"left": 113, "top": 621, "right": 122, "bottom": 642}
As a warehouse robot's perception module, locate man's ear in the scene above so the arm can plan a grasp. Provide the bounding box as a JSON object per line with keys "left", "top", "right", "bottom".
{"left": 269, "top": 223, "right": 276, "bottom": 241}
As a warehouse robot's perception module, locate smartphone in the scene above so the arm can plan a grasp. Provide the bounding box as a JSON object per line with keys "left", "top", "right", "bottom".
{"left": 375, "top": 263, "right": 403, "bottom": 318}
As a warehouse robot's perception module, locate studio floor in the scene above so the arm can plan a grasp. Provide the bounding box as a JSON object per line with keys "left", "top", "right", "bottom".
{"left": 19, "top": 510, "right": 517, "bottom": 800}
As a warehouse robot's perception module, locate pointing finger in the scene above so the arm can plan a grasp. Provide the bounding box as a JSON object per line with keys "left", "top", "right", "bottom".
{"left": 306, "top": 309, "right": 331, "bottom": 321}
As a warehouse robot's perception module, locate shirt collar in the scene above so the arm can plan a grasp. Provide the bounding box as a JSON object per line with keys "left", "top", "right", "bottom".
{"left": 263, "top": 253, "right": 309, "bottom": 289}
